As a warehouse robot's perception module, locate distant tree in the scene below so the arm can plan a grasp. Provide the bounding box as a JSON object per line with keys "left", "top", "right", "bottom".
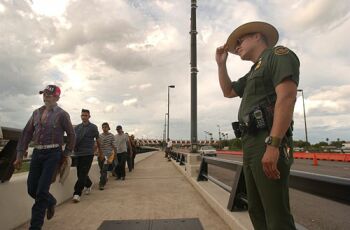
{"left": 228, "top": 138, "right": 242, "bottom": 150}
{"left": 317, "top": 141, "right": 328, "bottom": 146}
{"left": 294, "top": 140, "right": 310, "bottom": 148}
{"left": 330, "top": 140, "right": 343, "bottom": 148}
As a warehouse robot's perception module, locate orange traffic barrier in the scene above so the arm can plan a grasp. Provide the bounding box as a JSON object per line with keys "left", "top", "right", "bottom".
{"left": 217, "top": 150, "right": 350, "bottom": 162}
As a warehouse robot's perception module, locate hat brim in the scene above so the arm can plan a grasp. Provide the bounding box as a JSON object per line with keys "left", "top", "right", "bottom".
{"left": 226, "top": 21, "right": 279, "bottom": 54}
{"left": 39, "top": 89, "right": 52, "bottom": 95}
{"left": 39, "top": 89, "right": 59, "bottom": 96}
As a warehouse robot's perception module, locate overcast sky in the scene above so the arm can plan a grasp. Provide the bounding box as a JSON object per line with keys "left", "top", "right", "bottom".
{"left": 0, "top": 0, "right": 349, "bottom": 144}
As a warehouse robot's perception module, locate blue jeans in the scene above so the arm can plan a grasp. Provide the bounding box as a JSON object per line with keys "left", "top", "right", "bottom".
{"left": 27, "top": 147, "right": 62, "bottom": 230}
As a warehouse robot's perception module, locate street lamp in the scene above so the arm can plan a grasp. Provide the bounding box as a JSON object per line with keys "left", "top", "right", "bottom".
{"left": 217, "top": 125, "right": 221, "bottom": 141}
{"left": 163, "top": 113, "right": 168, "bottom": 150}
{"left": 167, "top": 85, "right": 175, "bottom": 140}
{"left": 204, "top": 131, "right": 213, "bottom": 144}
{"left": 217, "top": 125, "right": 221, "bottom": 149}
{"left": 297, "top": 89, "right": 309, "bottom": 146}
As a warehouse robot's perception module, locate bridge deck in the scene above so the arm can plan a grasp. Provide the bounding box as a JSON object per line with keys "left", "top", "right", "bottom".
{"left": 15, "top": 151, "right": 230, "bottom": 230}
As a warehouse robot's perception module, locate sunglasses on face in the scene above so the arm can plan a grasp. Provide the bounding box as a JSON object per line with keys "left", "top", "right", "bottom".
{"left": 236, "top": 33, "right": 256, "bottom": 47}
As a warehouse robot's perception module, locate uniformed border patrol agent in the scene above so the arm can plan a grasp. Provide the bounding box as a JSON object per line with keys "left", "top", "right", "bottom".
{"left": 216, "top": 21, "right": 299, "bottom": 229}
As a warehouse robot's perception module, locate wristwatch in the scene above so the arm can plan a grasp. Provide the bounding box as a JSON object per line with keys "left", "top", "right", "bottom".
{"left": 265, "top": 136, "right": 281, "bottom": 148}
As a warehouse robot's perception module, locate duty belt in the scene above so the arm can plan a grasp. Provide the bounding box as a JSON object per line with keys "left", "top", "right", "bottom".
{"left": 34, "top": 144, "right": 60, "bottom": 150}
{"left": 239, "top": 122, "right": 249, "bottom": 134}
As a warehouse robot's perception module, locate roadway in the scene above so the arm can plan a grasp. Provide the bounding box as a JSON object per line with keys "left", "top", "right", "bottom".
{"left": 209, "top": 154, "right": 350, "bottom": 230}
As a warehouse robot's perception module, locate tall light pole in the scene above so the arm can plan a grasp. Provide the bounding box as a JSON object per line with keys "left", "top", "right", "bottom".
{"left": 190, "top": 0, "right": 198, "bottom": 152}
{"left": 217, "top": 125, "right": 221, "bottom": 149}
{"left": 217, "top": 125, "right": 221, "bottom": 141}
{"left": 204, "top": 131, "right": 210, "bottom": 143}
{"left": 163, "top": 113, "right": 168, "bottom": 150}
{"left": 167, "top": 85, "right": 175, "bottom": 140}
{"left": 297, "top": 89, "right": 309, "bottom": 145}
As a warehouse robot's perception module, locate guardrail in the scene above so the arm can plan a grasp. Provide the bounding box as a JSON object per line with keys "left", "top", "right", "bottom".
{"left": 197, "top": 156, "right": 248, "bottom": 211}
{"left": 169, "top": 150, "right": 187, "bottom": 165}
{"left": 194, "top": 155, "right": 350, "bottom": 213}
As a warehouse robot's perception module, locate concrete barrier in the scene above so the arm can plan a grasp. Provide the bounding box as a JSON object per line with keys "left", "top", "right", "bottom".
{"left": 0, "top": 151, "right": 156, "bottom": 230}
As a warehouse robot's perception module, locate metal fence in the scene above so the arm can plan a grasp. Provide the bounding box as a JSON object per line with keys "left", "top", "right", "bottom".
{"left": 170, "top": 150, "right": 350, "bottom": 212}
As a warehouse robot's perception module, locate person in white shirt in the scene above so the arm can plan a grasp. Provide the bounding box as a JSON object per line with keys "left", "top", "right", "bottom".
{"left": 165, "top": 138, "right": 173, "bottom": 161}
{"left": 114, "top": 125, "right": 132, "bottom": 180}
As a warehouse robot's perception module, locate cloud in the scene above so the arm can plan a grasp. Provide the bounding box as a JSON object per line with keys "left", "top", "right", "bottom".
{"left": 86, "top": 97, "right": 100, "bottom": 104}
{"left": 123, "top": 98, "right": 138, "bottom": 106}
{"left": 0, "top": 3, "right": 6, "bottom": 13}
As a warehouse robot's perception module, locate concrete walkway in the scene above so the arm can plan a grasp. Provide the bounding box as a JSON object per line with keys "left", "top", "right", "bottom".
{"left": 16, "top": 151, "right": 230, "bottom": 230}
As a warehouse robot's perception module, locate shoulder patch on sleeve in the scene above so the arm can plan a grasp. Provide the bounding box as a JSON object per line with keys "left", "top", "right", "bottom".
{"left": 274, "top": 46, "right": 289, "bottom": 55}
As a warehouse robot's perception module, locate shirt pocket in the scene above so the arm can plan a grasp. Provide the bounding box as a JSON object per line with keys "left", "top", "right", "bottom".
{"left": 248, "top": 69, "right": 265, "bottom": 95}
{"left": 86, "top": 128, "right": 97, "bottom": 138}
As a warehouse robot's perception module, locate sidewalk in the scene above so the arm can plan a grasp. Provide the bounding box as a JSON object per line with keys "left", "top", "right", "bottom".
{"left": 16, "top": 151, "right": 230, "bottom": 230}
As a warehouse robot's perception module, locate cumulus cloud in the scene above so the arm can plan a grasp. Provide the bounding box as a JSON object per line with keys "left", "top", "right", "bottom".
{"left": 123, "top": 98, "right": 138, "bottom": 106}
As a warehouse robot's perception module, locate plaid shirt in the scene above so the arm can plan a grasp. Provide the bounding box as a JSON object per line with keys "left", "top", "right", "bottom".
{"left": 16, "top": 105, "right": 75, "bottom": 158}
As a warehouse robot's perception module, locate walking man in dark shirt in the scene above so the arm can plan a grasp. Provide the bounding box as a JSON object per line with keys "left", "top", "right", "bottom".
{"left": 14, "top": 85, "right": 75, "bottom": 230}
{"left": 72, "top": 109, "right": 100, "bottom": 202}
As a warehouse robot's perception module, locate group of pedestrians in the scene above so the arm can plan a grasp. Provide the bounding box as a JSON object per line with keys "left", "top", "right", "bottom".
{"left": 14, "top": 85, "right": 137, "bottom": 229}
{"left": 71, "top": 110, "right": 137, "bottom": 202}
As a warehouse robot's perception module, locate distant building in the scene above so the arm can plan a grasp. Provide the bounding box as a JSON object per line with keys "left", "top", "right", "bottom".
{"left": 321, "top": 146, "right": 342, "bottom": 153}
{"left": 341, "top": 142, "right": 350, "bottom": 153}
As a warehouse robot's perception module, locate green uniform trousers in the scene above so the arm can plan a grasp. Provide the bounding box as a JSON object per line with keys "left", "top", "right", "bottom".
{"left": 242, "top": 130, "right": 296, "bottom": 230}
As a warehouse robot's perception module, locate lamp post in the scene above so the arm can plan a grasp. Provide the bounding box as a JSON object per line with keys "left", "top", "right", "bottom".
{"left": 204, "top": 131, "right": 211, "bottom": 143}
{"left": 167, "top": 85, "right": 175, "bottom": 141}
{"left": 163, "top": 113, "right": 168, "bottom": 150}
{"left": 190, "top": 0, "right": 198, "bottom": 152}
{"left": 217, "top": 125, "right": 221, "bottom": 149}
{"left": 297, "top": 89, "right": 309, "bottom": 146}
{"left": 217, "top": 125, "right": 221, "bottom": 140}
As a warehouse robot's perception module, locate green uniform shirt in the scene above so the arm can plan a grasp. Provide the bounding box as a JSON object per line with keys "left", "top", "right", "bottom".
{"left": 232, "top": 46, "right": 300, "bottom": 124}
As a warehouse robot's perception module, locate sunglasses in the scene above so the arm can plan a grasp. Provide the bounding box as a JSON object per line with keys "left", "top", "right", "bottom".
{"left": 236, "top": 33, "right": 256, "bottom": 47}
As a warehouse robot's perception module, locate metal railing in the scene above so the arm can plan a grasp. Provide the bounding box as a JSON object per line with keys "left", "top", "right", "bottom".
{"left": 197, "top": 156, "right": 248, "bottom": 211}
{"left": 169, "top": 150, "right": 187, "bottom": 165}
{"left": 194, "top": 155, "right": 350, "bottom": 212}
{"left": 289, "top": 170, "right": 350, "bottom": 205}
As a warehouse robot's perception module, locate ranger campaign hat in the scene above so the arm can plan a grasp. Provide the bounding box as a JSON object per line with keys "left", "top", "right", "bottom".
{"left": 39, "top": 85, "right": 61, "bottom": 97}
{"left": 226, "top": 21, "right": 279, "bottom": 54}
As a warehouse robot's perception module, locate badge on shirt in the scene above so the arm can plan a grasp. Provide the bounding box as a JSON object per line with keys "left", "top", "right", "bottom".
{"left": 255, "top": 58, "right": 262, "bottom": 70}
{"left": 274, "top": 46, "right": 289, "bottom": 55}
